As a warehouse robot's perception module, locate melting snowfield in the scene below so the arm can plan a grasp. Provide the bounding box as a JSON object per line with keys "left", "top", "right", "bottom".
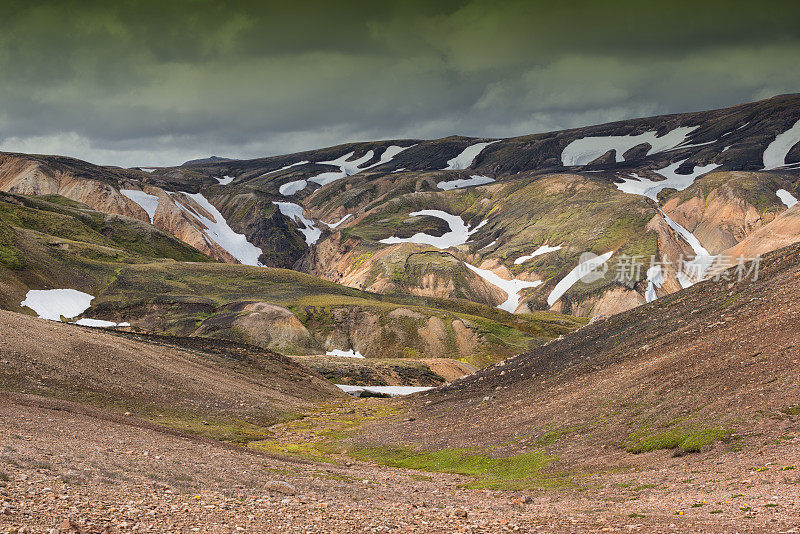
{"left": 659, "top": 210, "right": 715, "bottom": 288}
{"left": 763, "top": 119, "right": 800, "bottom": 170}
{"left": 20, "top": 289, "right": 129, "bottom": 327}
{"left": 279, "top": 180, "right": 308, "bottom": 196}
{"left": 464, "top": 263, "right": 542, "bottom": 313}
{"left": 120, "top": 189, "right": 159, "bottom": 223}
{"left": 215, "top": 175, "right": 234, "bottom": 186}
{"left": 561, "top": 126, "right": 698, "bottom": 166}
{"left": 273, "top": 202, "right": 322, "bottom": 245}
{"left": 547, "top": 251, "right": 614, "bottom": 307}
{"left": 514, "top": 244, "right": 562, "bottom": 265}
{"left": 21, "top": 289, "right": 95, "bottom": 321}
{"left": 437, "top": 175, "right": 495, "bottom": 191}
{"left": 323, "top": 214, "right": 352, "bottom": 229}
{"left": 325, "top": 349, "right": 365, "bottom": 359}
{"left": 614, "top": 160, "right": 721, "bottom": 201}
{"left": 443, "top": 141, "right": 497, "bottom": 170}
{"left": 336, "top": 385, "right": 432, "bottom": 397}
{"left": 777, "top": 189, "right": 799, "bottom": 208}
{"left": 178, "top": 193, "right": 264, "bottom": 266}
{"left": 645, "top": 265, "right": 664, "bottom": 303}
{"left": 307, "top": 145, "right": 414, "bottom": 188}
{"left": 379, "top": 210, "right": 486, "bottom": 249}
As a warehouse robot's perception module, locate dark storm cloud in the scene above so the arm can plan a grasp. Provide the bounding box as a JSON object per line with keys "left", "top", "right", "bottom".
{"left": 1, "top": 0, "right": 799, "bottom": 166}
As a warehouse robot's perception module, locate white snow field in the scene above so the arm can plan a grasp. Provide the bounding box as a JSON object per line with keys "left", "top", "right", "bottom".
{"left": 323, "top": 214, "right": 352, "bottom": 229}
{"left": 120, "top": 189, "right": 159, "bottom": 223}
{"left": 336, "top": 385, "right": 433, "bottom": 397}
{"left": 21, "top": 289, "right": 95, "bottom": 321}
{"left": 443, "top": 141, "right": 497, "bottom": 170}
{"left": 561, "top": 126, "right": 698, "bottom": 166}
{"left": 659, "top": 210, "right": 715, "bottom": 288}
{"left": 21, "top": 289, "right": 131, "bottom": 327}
{"left": 278, "top": 179, "right": 308, "bottom": 196}
{"left": 74, "top": 318, "right": 131, "bottom": 328}
{"left": 777, "top": 189, "right": 799, "bottom": 208}
{"left": 547, "top": 251, "right": 614, "bottom": 307}
{"left": 644, "top": 265, "right": 664, "bottom": 303}
{"left": 273, "top": 202, "right": 322, "bottom": 245}
{"left": 614, "top": 160, "right": 720, "bottom": 201}
{"left": 215, "top": 175, "right": 234, "bottom": 185}
{"left": 437, "top": 175, "right": 495, "bottom": 191}
{"left": 325, "top": 349, "right": 365, "bottom": 359}
{"left": 178, "top": 193, "right": 264, "bottom": 266}
{"left": 379, "top": 210, "right": 486, "bottom": 249}
{"left": 464, "top": 263, "right": 542, "bottom": 313}
{"left": 262, "top": 160, "right": 310, "bottom": 176}
{"left": 307, "top": 145, "right": 414, "bottom": 188}
{"left": 763, "top": 119, "right": 800, "bottom": 170}
{"left": 138, "top": 168, "right": 157, "bottom": 173}
{"left": 513, "top": 244, "right": 562, "bottom": 265}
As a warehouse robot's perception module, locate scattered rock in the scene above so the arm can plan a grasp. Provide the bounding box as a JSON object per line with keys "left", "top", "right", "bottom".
{"left": 264, "top": 480, "right": 296, "bottom": 496}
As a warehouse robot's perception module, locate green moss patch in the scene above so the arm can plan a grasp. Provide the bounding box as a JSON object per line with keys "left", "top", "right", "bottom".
{"left": 626, "top": 427, "right": 731, "bottom": 455}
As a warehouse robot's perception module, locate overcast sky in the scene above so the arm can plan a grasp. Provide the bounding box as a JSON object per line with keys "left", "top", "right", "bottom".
{"left": 1, "top": 0, "right": 799, "bottom": 167}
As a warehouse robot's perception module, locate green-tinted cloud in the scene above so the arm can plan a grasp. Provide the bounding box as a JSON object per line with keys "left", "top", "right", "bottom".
{"left": 0, "top": 0, "right": 798, "bottom": 166}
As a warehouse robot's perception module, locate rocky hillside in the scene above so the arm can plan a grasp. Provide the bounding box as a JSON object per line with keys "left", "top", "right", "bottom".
{"left": 2, "top": 94, "right": 800, "bottom": 320}
{"left": 0, "top": 190, "right": 582, "bottom": 367}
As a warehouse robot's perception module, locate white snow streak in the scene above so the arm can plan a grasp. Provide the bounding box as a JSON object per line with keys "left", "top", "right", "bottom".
{"left": 179, "top": 193, "right": 264, "bottom": 266}
{"left": 120, "top": 189, "right": 159, "bottom": 223}
{"left": 273, "top": 202, "right": 322, "bottom": 245}
{"left": 379, "top": 210, "right": 486, "bottom": 249}
{"left": 215, "top": 175, "right": 234, "bottom": 185}
{"left": 443, "top": 141, "right": 497, "bottom": 170}
{"left": 336, "top": 385, "right": 432, "bottom": 397}
{"left": 547, "top": 252, "right": 614, "bottom": 307}
{"left": 323, "top": 214, "right": 352, "bottom": 229}
{"left": 326, "top": 349, "right": 365, "bottom": 359}
{"left": 513, "top": 244, "right": 562, "bottom": 265}
{"left": 561, "top": 126, "right": 698, "bottom": 166}
{"left": 763, "top": 119, "right": 800, "bottom": 170}
{"left": 644, "top": 265, "right": 664, "bottom": 303}
{"left": 776, "top": 189, "right": 798, "bottom": 208}
{"left": 464, "top": 263, "right": 542, "bottom": 313}
{"left": 437, "top": 175, "right": 495, "bottom": 191}
{"left": 614, "top": 160, "right": 721, "bottom": 201}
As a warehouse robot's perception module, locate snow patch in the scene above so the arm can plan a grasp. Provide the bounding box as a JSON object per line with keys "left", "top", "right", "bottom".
{"left": 326, "top": 349, "right": 365, "bottom": 359}
{"left": 336, "top": 385, "right": 432, "bottom": 397}
{"left": 547, "top": 252, "right": 614, "bottom": 307}
{"left": 614, "top": 160, "right": 721, "bottom": 201}
{"left": 660, "top": 210, "right": 714, "bottom": 288}
{"left": 323, "top": 214, "right": 352, "bottom": 229}
{"left": 437, "top": 175, "right": 495, "bottom": 191}
{"left": 443, "top": 141, "right": 497, "bottom": 170}
{"left": 21, "top": 289, "right": 94, "bottom": 321}
{"left": 262, "top": 160, "right": 310, "bottom": 177}
{"left": 75, "top": 318, "right": 130, "bottom": 328}
{"left": 777, "top": 189, "right": 798, "bottom": 208}
{"left": 120, "top": 189, "right": 159, "bottom": 223}
{"left": 464, "top": 263, "right": 542, "bottom": 313}
{"left": 763, "top": 119, "right": 800, "bottom": 170}
{"left": 273, "top": 202, "right": 322, "bottom": 245}
{"left": 279, "top": 180, "right": 308, "bottom": 196}
{"left": 644, "top": 265, "right": 664, "bottom": 303}
{"left": 561, "top": 126, "right": 698, "bottom": 166}
{"left": 178, "top": 193, "right": 264, "bottom": 266}
{"left": 379, "top": 210, "right": 486, "bottom": 249}
{"left": 215, "top": 175, "right": 234, "bottom": 185}
{"left": 513, "top": 244, "right": 562, "bottom": 265}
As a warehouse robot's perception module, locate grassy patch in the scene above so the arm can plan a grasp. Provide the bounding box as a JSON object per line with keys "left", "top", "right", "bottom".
{"left": 626, "top": 427, "right": 731, "bottom": 455}
{"left": 147, "top": 414, "right": 275, "bottom": 444}
{"left": 348, "top": 444, "right": 568, "bottom": 490}
{"left": 781, "top": 405, "right": 800, "bottom": 415}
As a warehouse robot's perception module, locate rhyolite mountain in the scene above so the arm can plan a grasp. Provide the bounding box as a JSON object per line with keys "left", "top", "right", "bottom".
{"left": 2, "top": 94, "right": 799, "bottom": 347}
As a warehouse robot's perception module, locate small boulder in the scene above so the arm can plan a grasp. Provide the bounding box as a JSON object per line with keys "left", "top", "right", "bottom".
{"left": 264, "top": 480, "right": 296, "bottom": 496}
